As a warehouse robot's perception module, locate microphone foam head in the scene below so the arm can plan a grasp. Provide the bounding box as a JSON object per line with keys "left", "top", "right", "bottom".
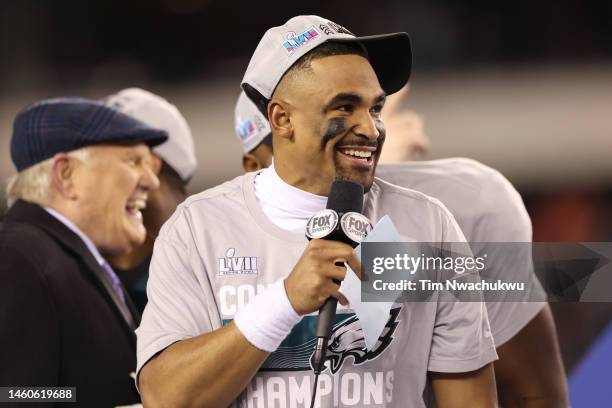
{"left": 326, "top": 180, "right": 364, "bottom": 214}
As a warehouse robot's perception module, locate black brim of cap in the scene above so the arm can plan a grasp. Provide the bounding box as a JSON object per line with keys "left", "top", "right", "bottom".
{"left": 336, "top": 32, "right": 412, "bottom": 95}
{"left": 133, "top": 128, "right": 168, "bottom": 148}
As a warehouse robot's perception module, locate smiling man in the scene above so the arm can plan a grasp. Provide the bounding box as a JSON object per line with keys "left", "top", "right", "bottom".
{"left": 0, "top": 97, "right": 166, "bottom": 407}
{"left": 266, "top": 48, "right": 385, "bottom": 194}
{"left": 235, "top": 88, "right": 569, "bottom": 407}
{"left": 137, "top": 16, "right": 497, "bottom": 407}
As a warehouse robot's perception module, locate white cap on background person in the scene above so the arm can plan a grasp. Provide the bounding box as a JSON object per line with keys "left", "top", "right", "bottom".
{"left": 105, "top": 88, "right": 197, "bottom": 182}
{"left": 234, "top": 91, "right": 271, "bottom": 153}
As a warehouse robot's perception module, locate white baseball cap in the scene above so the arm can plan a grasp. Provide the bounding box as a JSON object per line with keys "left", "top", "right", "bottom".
{"left": 234, "top": 91, "right": 272, "bottom": 153}
{"left": 105, "top": 88, "right": 197, "bottom": 182}
{"left": 241, "top": 15, "right": 412, "bottom": 100}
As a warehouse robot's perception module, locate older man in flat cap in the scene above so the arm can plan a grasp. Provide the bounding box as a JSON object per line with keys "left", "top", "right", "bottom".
{"left": 0, "top": 97, "right": 167, "bottom": 407}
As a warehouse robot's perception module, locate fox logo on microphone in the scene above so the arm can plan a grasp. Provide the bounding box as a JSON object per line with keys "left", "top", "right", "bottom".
{"left": 306, "top": 209, "right": 339, "bottom": 239}
{"left": 340, "top": 212, "right": 372, "bottom": 243}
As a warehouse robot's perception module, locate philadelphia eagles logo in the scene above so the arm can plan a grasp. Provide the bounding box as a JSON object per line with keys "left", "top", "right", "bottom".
{"left": 315, "top": 307, "right": 401, "bottom": 373}
{"left": 260, "top": 306, "right": 402, "bottom": 372}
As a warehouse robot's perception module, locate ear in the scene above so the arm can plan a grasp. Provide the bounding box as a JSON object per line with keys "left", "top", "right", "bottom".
{"left": 242, "top": 153, "right": 263, "bottom": 172}
{"left": 51, "top": 154, "right": 77, "bottom": 199}
{"left": 268, "top": 99, "right": 293, "bottom": 140}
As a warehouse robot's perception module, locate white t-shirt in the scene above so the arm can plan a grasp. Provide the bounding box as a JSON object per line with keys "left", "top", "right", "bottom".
{"left": 137, "top": 171, "right": 497, "bottom": 407}
{"left": 377, "top": 158, "right": 546, "bottom": 345}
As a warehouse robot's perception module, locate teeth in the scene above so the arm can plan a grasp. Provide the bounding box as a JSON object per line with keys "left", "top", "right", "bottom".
{"left": 341, "top": 149, "right": 372, "bottom": 158}
{"left": 127, "top": 198, "right": 146, "bottom": 211}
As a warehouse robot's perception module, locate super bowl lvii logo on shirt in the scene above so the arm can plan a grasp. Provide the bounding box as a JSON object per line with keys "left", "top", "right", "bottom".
{"left": 218, "top": 248, "right": 258, "bottom": 276}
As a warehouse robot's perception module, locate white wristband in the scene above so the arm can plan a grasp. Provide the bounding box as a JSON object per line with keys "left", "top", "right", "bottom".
{"left": 234, "top": 278, "right": 303, "bottom": 352}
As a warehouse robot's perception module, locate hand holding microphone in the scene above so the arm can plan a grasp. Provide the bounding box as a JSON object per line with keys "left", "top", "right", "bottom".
{"left": 285, "top": 180, "right": 371, "bottom": 375}
{"left": 284, "top": 239, "right": 362, "bottom": 315}
{"left": 234, "top": 181, "right": 369, "bottom": 359}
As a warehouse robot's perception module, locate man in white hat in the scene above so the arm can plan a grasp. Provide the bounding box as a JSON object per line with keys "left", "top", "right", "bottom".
{"left": 237, "top": 86, "right": 430, "bottom": 171}
{"left": 234, "top": 87, "right": 569, "bottom": 407}
{"left": 105, "top": 88, "right": 197, "bottom": 312}
{"left": 137, "top": 16, "right": 497, "bottom": 407}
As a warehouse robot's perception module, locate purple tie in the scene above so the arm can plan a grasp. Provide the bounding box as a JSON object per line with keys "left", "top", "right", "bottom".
{"left": 101, "top": 261, "right": 126, "bottom": 304}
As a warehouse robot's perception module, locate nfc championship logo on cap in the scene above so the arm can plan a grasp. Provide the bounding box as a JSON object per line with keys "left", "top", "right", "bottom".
{"left": 306, "top": 209, "right": 339, "bottom": 239}
{"left": 340, "top": 212, "right": 372, "bottom": 243}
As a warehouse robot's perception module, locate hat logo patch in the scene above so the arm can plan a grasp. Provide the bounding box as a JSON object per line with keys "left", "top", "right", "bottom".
{"left": 282, "top": 26, "right": 320, "bottom": 56}
{"left": 236, "top": 115, "right": 265, "bottom": 142}
{"left": 236, "top": 117, "right": 257, "bottom": 141}
{"left": 319, "top": 22, "right": 355, "bottom": 37}
{"left": 328, "top": 21, "right": 354, "bottom": 36}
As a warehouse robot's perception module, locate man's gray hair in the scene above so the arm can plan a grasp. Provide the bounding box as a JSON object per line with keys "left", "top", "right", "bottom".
{"left": 5, "top": 149, "right": 91, "bottom": 208}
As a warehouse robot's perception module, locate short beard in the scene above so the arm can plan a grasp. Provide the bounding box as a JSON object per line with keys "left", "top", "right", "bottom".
{"left": 333, "top": 156, "right": 375, "bottom": 193}
{"left": 326, "top": 119, "right": 386, "bottom": 193}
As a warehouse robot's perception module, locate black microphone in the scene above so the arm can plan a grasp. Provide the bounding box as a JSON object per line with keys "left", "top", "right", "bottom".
{"left": 305, "top": 180, "right": 371, "bottom": 374}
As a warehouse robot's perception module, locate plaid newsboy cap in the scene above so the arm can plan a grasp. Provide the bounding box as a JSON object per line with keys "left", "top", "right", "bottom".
{"left": 10, "top": 97, "right": 169, "bottom": 171}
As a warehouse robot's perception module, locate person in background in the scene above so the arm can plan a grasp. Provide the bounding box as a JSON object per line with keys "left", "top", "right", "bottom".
{"left": 0, "top": 97, "right": 166, "bottom": 407}
{"left": 234, "top": 88, "right": 569, "bottom": 407}
{"left": 377, "top": 86, "right": 430, "bottom": 162}
{"left": 105, "top": 88, "right": 197, "bottom": 313}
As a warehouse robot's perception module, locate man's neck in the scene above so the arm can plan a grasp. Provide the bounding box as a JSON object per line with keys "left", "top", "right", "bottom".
{"left": 274, "top": 159, "right": 332, "bottom": 196}
{"left": 47, "top": 200, "right": 93, "bottom": 243}
{"left": 254, "top": 164, "right": 328, "bottom": 234}
{"left": 43, "top": 203, "right": 107, "bottom": 267}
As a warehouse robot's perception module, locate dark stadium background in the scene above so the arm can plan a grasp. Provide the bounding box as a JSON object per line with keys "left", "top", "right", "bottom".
{"left": 1, "top": 1, "right": 611, "bottom": 405}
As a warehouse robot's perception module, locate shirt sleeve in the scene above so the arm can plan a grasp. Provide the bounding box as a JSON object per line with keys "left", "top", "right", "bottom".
{"left": 0, "top": 248, "right": 59, "bottom": 386}
{"left": 473, "top": 170, "right": 546, "bottom": 346}
{"left": 136, "top": 208, "right": 221, "bottom": 379}
{"left": 427, "top": 212, "right": 498, "bottom": 373}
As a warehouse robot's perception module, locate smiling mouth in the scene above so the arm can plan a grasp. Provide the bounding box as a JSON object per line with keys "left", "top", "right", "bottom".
{"left": 125, "top": 198, "right": 146, "bottom": 221}
{"left": 336, "top": 146, "right": 377, "bottom": 167}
